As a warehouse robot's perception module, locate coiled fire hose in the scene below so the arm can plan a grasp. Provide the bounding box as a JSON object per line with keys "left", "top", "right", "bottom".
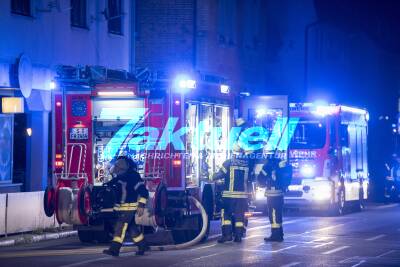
{"left": 148, "top": 196, "right": 209, "bottom": 251}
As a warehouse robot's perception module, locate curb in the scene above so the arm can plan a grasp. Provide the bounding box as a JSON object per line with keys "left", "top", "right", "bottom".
{"left": 0, "top": 230, "right": 77, "bottom": 247}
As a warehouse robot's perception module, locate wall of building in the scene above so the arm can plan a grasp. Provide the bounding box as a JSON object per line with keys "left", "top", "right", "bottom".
{"left": 0, "top": 0, "right": 133, "bottom": 192}
{"left": 263, "top": 0, "right": 317, "bottom": 99}
{"left": 135, "top": 0, "right": 195, "bottom": 76}
{"left": 0, "top": 0, "right": 131, "bottom": 72}
{"left": 135, "top": 0, "right": 268, "bottom": 92}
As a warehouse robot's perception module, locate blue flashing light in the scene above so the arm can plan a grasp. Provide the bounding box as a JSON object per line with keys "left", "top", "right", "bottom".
{"left": 176, "top": 75, "right": 196, "bottom": 91}
{"left": 220, "top": 84, "right": 230, "bottom": 94}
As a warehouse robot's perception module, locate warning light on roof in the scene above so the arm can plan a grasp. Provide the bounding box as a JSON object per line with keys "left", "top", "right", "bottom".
{"left": 175, "top": 74, "right": 196, "bottom": 92}
{"left": 256, "top": 108, "right": 267, "bottom": 118}
{"left": 97, "top": 91, "right": 135, "bottom": 97}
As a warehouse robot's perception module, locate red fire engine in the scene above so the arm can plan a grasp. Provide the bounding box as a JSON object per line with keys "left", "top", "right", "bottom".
{"left": 287, "top": 103, "right": 369, "bottom": 214}
{"left": 43, "top": 66, "right": 275, "bottom": 243}
{"left": 253, "top": 103, "right": 369, "bottom": 215}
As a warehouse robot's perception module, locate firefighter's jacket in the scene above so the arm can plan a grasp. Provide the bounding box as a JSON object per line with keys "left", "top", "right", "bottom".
{"left": 106, "top": 171, "right": 149, "bottom": 211}
{"left": 213, "top": 157, "right": 252, "bottom": 199}
{"left": 258, "top": 159, "right": 292, "bottom": 197}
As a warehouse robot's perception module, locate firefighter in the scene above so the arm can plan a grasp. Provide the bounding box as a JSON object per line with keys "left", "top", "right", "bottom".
{"left": 258, "top": 157, "right": 292, "bottom": 242}
{"left": 213, "top": 150, "right": 252, "bottom": 243}
{"left": 103, "top": 156, "right": 149, "bottom": 257}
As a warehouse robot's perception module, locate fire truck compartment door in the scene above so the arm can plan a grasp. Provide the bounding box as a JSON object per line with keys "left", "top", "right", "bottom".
{"left": 92, "top": 99, "right": 146, "bottom": 121}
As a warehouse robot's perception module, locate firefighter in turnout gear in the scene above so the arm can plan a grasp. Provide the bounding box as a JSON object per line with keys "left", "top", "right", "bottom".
{"left": 258, "top": 158, "right": 292, "bottom": 242}
{"left": 103, "top": 156, "right": 149, "bottom": 257}
{"left": 213, "top": 153, "right": 252, "bottom": 243}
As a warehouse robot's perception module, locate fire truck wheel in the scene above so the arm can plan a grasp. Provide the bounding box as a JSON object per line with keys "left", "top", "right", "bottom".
{"left": 171, "top": 214, "right": 204, "bottom": 245}
{"left": 43, "top": 186, "right": 55, "bottom": 217}
{"left": 329, "top": 188, "right": 346, "bottom": 216}
{"left": 94, "top": 230, "right": 113, "bottom": 243}
{"left": 78, "top": 230, "right": 94, "bottom": 243}
{"left": 78, "top": 186, "right": 92, "bottom": 224}
{"left": 355, "top": 187, "right": 365, "bottom": 212}
{"left": 200, "top": 186, "right": 213, "bottom": 242}
{"left": 171, "top": 229, "right": 189, "bottom": 244}
{"left": 155, "top": 184, "right": 168, "bottom": 226}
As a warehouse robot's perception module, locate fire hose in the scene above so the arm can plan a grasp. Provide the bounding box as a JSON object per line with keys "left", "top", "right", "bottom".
{"left": 53, "top": 186, "right": 209, "bottom": 251}
{"left": 146, "top": 196, "right": 209, "bottom": 251}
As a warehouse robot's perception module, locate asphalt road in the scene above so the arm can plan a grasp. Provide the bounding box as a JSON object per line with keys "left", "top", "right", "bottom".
{"left": 1, "top": 203, "right": 400, "bottom": 267}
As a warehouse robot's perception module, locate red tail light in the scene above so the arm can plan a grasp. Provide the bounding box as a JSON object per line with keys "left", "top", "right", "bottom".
{"left": 172, "top": 159, "right": 181, "bottom": 167}
{"left": 55, "top": 161, "right": 64, "bottom": 167}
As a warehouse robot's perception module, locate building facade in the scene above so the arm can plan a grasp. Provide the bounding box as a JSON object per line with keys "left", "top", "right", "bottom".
{"left": 135, "top": 0, "right": 268, "bottom": 93}
{"left": 0, "top": 0, "right": 134, "bottom": 193}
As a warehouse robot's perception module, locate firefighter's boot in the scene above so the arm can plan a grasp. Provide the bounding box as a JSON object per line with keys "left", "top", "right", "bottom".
{"left": 218, "top": 225, "right": 233, "bottom": 243}
{"left": 233, "top": 223, "right": 244, "bottom": 243}
{"left": 133, "top": 234, "right": 148, "bottom": 256}
{"left": 103, "top": 241, "right": 121, "bottom": 257}
{"left": 234, "top": 235, "right": 242, "bottom": 243}
{"left": 264, "top": 228, "right": 283, "bottom": 242}
{"left": 136, "top": 241, "right": 149, "bottom": 256}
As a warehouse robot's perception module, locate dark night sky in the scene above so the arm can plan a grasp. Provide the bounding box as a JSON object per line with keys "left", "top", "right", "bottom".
{"left": 313, "top": 0, "right": 400, "bottom": 116}
{"left": 313, "top": 0, "right": 400, "bottom": 199}
{"left": 314, "top": 0, "right": 400, "bottom": 54}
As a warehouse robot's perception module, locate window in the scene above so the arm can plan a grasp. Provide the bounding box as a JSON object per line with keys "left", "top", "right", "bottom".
{"left": 289, "top": 119, "right": 327, "bottom": 149}
{"left": 339, "top": 124, "right": 349, "bottom": 147}
{"left": 11, "top": 0, "right": 31, "bottom": 16}
{"left": 243, "top": 0, "right": 261, "bottom": 49}
{"left": 71, "top": 0, "right": 87, "bottom": 28}
{"left": 108, "top": 0, "right": 123, "bottom": 35}
{"left": 0, "top": 115, "right": 13, "bottom": 183}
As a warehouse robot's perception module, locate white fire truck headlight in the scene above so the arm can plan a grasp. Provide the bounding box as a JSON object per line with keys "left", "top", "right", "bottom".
{"left": 256, "top": 187, "right": 266, "bottom": 200}
{"left": 312, "top": 184, "right": 332, "bottom": 201}
{"left": 300, "top": 164, "right": 315, "bottom": 178}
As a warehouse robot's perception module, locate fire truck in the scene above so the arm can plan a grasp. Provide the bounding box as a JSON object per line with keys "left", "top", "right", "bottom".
{"left": 285, "top": 103, "right": 369, "bottom": 214}
{"left": 42, "top": 66, "right": 286, "bottom": 243}
{"left": 253, "top": 103, "right": 369, "bottom": 215}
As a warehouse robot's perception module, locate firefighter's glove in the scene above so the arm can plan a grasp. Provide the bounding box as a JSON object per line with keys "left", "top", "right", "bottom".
{"left": 136, "top": 203, "right": 145, "bottom": 217}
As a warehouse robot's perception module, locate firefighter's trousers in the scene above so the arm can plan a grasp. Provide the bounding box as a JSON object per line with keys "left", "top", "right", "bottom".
{"left": 221, "top": 197, "right": 247, "bottom": 238}
{"left": 267, "top": 194, "right": 284, "bottom": 238}
{"left": 108, "top": 206, "right": 145, "bottom": 253}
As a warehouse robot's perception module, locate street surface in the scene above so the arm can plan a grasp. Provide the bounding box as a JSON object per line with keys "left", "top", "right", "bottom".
{"left": 1, "top": 204, "right": 399, "bottom": 267}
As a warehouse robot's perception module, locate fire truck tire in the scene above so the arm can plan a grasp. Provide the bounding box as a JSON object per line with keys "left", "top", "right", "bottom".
{"left": 155, "top": 184, "right": 168, "bottom": 226}
{"left": 329, "top": 188, "right": 347, "bottom": 216}
{"left": 163, "top": 197, "right": 208, "bottom": 249}
{"left": 171, "top": 229, "right": 190, "bottom": 244}
{"left": 171, "top": 214, "right": 203, "bottom": 244}
{"left": 77, "top": 230, "right": 94, "bottom": 243}
{"left": 78, "top": 186, "right": 92, "bottom": 224}
{"left": 43, "top": 186, "right": 55, "bottom": 217}
{"left": 94, "top": 230, "right": 113, "bottom": 243}
{"left": 200, "top": 186, "right": 213, "bottom": 241}
{"left": 355, "top": 187, "right": 365, "bottom": 212}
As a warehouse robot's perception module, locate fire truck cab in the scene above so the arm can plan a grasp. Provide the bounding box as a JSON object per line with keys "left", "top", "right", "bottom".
{"left": 286, "top": 103, "right": 369, "bottom": 214}
{"left": 43, "top": 66, "right": 237, "bottom": 243}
